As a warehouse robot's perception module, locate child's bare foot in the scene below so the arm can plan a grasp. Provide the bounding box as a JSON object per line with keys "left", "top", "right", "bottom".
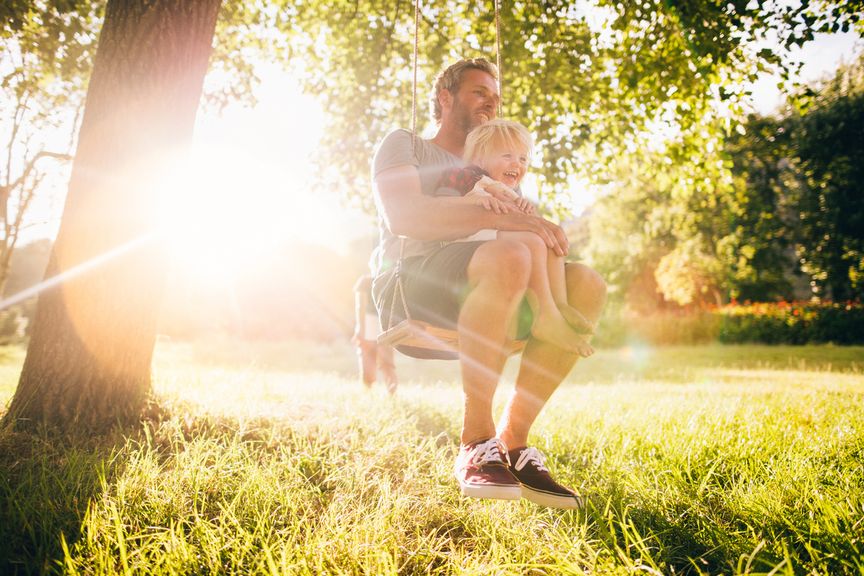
{"left": 560, "top": 305, "right": 595, "bottom": 334}
{"left": 532, "top": 314, "right": 595, "bottom": 357}
{"left": 379, "top": 365, "right": 398, "bottom": 395}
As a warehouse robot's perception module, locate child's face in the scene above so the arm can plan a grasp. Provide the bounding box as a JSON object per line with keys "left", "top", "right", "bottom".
{"left": 477, "top": 141, "right": 529, "bottom": 189}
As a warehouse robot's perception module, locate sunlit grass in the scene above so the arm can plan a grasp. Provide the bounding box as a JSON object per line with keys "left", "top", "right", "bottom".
{"left": 1, "top": 341, "right": 863, "bottom": 574}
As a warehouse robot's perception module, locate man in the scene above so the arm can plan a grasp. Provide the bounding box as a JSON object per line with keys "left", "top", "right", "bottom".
{"left": 370, "top": 58, "right": 606, "bottom": 509}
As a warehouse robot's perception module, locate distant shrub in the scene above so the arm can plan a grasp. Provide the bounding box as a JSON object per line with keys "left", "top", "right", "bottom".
{"left": 594, "top": 309, "right": 720, "bottom": 347}
{"left": 594, "top": 302, "right": 864, "bottom": 346}
{"left": 717, "top": 301, "right": 864, "bottom": 345}
{"left": 0, "top": 307, "right": 27, "bottom": 344}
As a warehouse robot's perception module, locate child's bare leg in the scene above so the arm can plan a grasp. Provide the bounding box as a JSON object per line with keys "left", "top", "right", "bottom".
{"left": 498, "top": 231, "right": 592, "bottom": 357}
{"left": 546, "top": 251, "right": 594, "bottom": 334}
{"left": 378, "top": 344, "right": 398, "bottom": 395}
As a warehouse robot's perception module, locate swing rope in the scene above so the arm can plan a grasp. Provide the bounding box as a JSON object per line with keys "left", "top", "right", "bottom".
{"left": 384, "top": 0, "right": 422, "bottom": 337}
{"left": 411, "top": 0, "right": 420, "bottom": 150}
{"left": 379, "top": 0, "right": 509, "bottom": 357}
{"left": 494, "top": 0, "right": 502, "bottom": 116}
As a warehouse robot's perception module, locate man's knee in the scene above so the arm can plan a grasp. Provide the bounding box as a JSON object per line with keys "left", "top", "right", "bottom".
{"left": 565, "top": 263, "right": 607, "bottom": 303}
{"left": 509, "top": 230, "right": 546, "bottom": 253}
{"left": 469, "top": 239, "right": 531, "bottom": 291}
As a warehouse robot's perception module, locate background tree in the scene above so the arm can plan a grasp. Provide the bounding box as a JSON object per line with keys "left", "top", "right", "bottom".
{"left": 4, "top": 0, "right": 221, "bottom": 430}
{"left": 589, "top": 51, "right": 864, "bottom": 310}
{"left": 720, "top": 114, "right": 798, "bottom": 302}
{"left": 0, "top": 0, "right": 270, "bottom": 301}
{"left": 790, "top": 54, "right": 864, "bottom": 301}
{"left": 0, "top": 2, "right": 101, "bottom": 295}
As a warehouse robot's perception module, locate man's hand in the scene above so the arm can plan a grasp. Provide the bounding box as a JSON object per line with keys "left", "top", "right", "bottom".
{"left": 496, "top": 212, "right": 569, "bottom": 256}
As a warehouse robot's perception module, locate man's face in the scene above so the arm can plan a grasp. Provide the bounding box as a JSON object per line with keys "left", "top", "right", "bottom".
{"left": 444, "top": 69, "right": 500, "bottom": 133}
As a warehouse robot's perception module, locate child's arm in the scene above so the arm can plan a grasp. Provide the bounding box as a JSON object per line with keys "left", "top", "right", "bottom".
{"left": 437, "top": 193, "right": 514, "bottom": 214}
{"left": 470, "top": 176, "right": 519, "bottom": 202}
{"left": 470, "top": 176, "right": 535, "bottom": 215}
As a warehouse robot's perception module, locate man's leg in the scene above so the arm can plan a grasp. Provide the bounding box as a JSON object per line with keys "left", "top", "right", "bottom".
{"left": 496, "top": 264, "right": 606, "bottom": 508}
{"left": 453, "top": 238, "right": 531, "bottom": 500}
{"left": 458, "top": 238, "right": 531, "bottom": 445}
{"left": 498, "top": 263, "right": 607, "bottom": 449}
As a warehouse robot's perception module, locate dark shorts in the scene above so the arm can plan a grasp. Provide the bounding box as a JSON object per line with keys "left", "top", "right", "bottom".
{"left": 372, "top": 242, "right": 531, "bottom": 358}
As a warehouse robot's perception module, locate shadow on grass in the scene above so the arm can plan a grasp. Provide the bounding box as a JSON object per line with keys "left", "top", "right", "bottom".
{"left": 4, "top": 384, "right": 859, "bottom": 575}
{"left": 0, "top": 426, "right": 123, "bottom": 575}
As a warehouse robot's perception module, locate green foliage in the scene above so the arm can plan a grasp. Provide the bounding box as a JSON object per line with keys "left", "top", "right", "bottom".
{"left": 1, "top": 4, "right": 99, "bottom": 293}
{"left": 590, "top": 50, "right": 864, "bottom": 309}
{"left": 595, "top": 302, "right": 864, "bottom": 346}
{"left": 720, "top": 114, "right": 797, "bottom": 301}
{"left": 280, "top": 0, "right": 857, "bottom": 213}
{"left": 789, "top": 55, "right": 864, "bottom": 301}
{"left": 2, "top": 342, "right": 864, "bottom": 573}
{"left": 6, "top": 0, "right": 858, "bottom": 221}
{"left": 204, "top": 1, "right": 296, "bottom": 110}
{"left": 586, "top": 133, "right": 735, "bottom": 308}
{"left": 593, "top": 308, "right": 722, "bottom": 347}
{"left": 1, "top": 1, "right": 100, "bottom": 81}
{"left": 718, "top": 301, "right": 864, "bottom": 345}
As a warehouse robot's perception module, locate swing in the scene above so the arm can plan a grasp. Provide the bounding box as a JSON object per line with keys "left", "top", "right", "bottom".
{"left": 373, "top": 0, "right": 524, "bottom": 360}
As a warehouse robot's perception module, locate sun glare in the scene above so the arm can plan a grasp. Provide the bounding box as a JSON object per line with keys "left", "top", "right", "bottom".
{"left": 156, "top": 69, "right": 369, "bottom": 289}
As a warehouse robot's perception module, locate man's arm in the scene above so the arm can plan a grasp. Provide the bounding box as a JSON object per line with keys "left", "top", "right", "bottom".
{"left": 374, "top": 165, "right": 569, "bottom": 256}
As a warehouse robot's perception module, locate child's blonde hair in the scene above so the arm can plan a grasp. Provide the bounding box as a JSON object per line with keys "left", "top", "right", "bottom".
{"left": 464, "top": 119, "right": 533, "bottom": 164}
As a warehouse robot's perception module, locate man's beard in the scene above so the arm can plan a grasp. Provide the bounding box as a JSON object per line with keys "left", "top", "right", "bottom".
{"left": 452, "top": 95, "right": 484, "bottom": 133}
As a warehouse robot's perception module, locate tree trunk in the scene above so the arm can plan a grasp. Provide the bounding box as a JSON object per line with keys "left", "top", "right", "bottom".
{"left": 4, "top": 0, "right": 221, "bottom": 431}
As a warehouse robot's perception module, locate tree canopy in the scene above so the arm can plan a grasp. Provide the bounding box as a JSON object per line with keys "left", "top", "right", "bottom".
{"left": 5, "top": 0, "right": 860, "bottom": 212}
{"left": 284, "top": 0, "right": 861, "bottom": 211}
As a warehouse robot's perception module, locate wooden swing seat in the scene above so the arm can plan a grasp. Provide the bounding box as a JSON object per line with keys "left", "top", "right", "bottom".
{"left": 378, "top": 319, "right": 458, "bottom": 352}
{"left": 378, "top": 318, "right": 525, "bottom": 357}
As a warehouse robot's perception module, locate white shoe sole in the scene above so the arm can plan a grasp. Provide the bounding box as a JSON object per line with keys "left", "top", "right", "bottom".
{"left": 521, "top": 485, "right": 583, "bottom": 509}
{"left": 456, "top": 476, "right": 522, "bottom": 500}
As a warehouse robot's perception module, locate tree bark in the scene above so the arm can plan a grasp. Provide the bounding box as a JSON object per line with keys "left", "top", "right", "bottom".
{"left": 4, "top": 0, "right": 222, "bottom": 431}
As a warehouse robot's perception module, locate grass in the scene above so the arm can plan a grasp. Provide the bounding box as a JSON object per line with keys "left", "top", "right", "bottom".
{"left": 1, "top": 339, "right": 864, "bottom": 574}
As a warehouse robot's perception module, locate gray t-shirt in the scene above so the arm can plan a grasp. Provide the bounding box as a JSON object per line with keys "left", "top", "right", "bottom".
{"left": 370, "top": 129, "right": 465, "bottom": 278}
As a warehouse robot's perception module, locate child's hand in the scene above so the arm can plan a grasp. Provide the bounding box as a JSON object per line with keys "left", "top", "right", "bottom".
{"left": 473, "top": 176, "right": 519, "bottom": 203}
{"left": 515, "top": 197, "right": 535, "bottom": 214}
{"left": 472, "top": 195, "right": 512, "bottom": 214}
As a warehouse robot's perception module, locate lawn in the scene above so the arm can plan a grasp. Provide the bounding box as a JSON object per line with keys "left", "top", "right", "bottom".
{"left": 1, "top": 340, "right": 863, "bottom": 574}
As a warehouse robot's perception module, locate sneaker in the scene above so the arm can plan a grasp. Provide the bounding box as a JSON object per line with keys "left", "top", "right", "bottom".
{"left": 509, "top": 446, "right": 583, "bottom": 509}
{"left": 454, "top": 438, "right": 522, "bottom": 500}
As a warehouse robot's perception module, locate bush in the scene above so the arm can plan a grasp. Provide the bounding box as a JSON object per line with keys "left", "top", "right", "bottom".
{"left": 594, "top": 309, "right": 721, "bottom": 347}
{"left": 0, "top": 307, "right": 27, "bottom": 344}
{"left": 717, "top": 301, "right": 864, "bottom": 345}
{"left": 594, "top": 302, "right": 864, "bottom": 347}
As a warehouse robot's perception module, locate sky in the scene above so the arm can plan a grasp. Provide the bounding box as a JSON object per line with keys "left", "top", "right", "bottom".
{"left": 748, "top": 30, "right": 862, "bottom": 115}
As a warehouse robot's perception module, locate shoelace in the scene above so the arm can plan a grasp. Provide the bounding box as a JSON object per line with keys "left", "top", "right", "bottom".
{"left": 513, "top": 447, "right": 549, "bottom": 472}
{"left": 468, "top": 438, "right": 508, "bottom": 467}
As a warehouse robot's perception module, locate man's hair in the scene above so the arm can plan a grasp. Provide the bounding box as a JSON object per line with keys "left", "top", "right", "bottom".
{"left": 431, "top": 58, "right": 498, "bottom": 123}
{"left": 464, "top": 119, "right": 533, "bottom": 165}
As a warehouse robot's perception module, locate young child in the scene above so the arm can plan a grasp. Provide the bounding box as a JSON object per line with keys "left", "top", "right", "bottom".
{"left": 353, "top": 274, "right": 398, "bottom": 394}
{"left": 435, "top": 119, "right": 595, "bottom": 356}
